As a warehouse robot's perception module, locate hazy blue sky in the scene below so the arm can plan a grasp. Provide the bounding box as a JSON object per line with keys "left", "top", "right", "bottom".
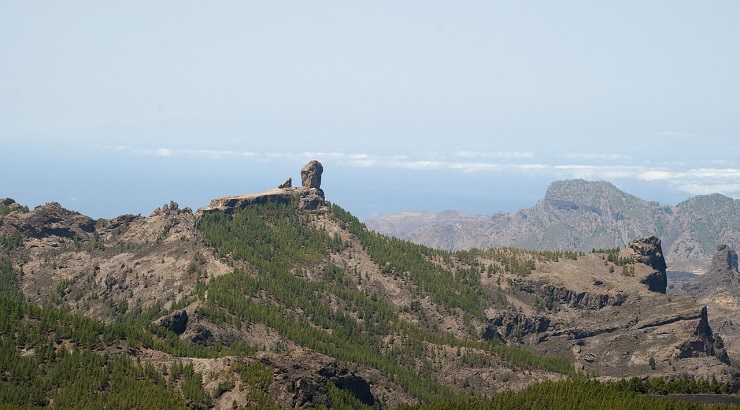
{"left": 2, "top": 2, "right": 739, "bottom": 219}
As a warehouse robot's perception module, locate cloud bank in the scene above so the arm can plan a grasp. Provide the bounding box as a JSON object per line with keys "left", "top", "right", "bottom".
{"left": 104, "top": 145, "right": 740, "bottom": 200}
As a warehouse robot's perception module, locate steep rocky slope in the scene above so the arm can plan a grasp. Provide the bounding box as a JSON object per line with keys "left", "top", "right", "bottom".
{"left": 482, "top": 237, "right": 732, "bottom": 382}
{"left": 366, "top": 179, "right": 740, "bottom": 273}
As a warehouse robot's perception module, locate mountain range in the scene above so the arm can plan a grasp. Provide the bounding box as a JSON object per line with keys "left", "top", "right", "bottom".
{"left": 366, "top": 179, "right": 740, "bottom": 273}
{"left": 1, "top": 167, "right": 739, "bottom": 409}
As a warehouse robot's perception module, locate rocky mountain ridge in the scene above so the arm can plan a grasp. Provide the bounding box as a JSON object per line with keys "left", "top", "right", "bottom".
{"left": 366, "top": 179, "right": 740, "bottom": 273}
{"left": 1, "top": 165, "right": 739, "bottom": 408}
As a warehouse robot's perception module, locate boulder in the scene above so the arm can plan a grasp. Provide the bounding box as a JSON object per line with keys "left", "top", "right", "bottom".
{"left": 301, "top": 160, "right": 323, "bottom": 189}
{"left": 278, "top": 178, "right": 292, "bottom": 189}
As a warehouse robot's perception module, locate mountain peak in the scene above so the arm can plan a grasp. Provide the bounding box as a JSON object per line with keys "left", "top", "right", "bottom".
{"left": 544, "top": 179, "right": 630, "bottom": 204}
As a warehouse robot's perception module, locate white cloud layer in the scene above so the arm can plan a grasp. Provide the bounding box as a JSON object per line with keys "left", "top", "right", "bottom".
{"left": 106, "top": 146, "right": 740, "bottom": 200}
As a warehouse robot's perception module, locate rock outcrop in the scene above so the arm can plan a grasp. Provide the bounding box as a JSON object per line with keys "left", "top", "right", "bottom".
{"left": 159, "top": 310, "right": 189, "bottom": 335}
{"left": 624, "top": 236, "right": 667, "bottom": 293}
{"left": 301, "top": 160, "right": 323, "bottom": 189}
{"left": 684, "top": 245, "right": 740, "bottom": 359}
{"left": 709, "top": 244, "right": 739, "bottom": 276}
{"left": 1, "top": 198, "right": 20, "bottom": 208}
{"left": 483, "top": 312, "right": 552, "bottom": 341}
{"left": 199, "top": 187, "right": 326, "bottom": 215}
{"left": 685, "top": 245, "right": 739, "bottom": 294}
{"left": 278, "top": 178, "right": 292, "bottom": 189}
{"left": 263, "top": 353, "right": 376, "bottom": 408}
{"left": 0, "top": 201, "right": 95, "bottom": 240}
{"left": 198, "top": 161, "right": 326, "bottom": 214}
{"left": 318, "top": 365, "right": 375, "bottom": 406}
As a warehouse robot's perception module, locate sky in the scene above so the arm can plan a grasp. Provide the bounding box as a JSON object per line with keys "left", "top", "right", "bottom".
{"left": 2, "top": 2, "right": 739, "bottom": 220}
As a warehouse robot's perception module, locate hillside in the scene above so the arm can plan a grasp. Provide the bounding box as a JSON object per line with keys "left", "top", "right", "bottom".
{"left": 366, "top": 180, "right": 740, "bottom": 273}
{"left": 1, "top": 165, "right": 739, "bottom": 408}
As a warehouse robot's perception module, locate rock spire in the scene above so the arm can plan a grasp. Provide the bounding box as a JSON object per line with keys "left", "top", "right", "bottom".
{"left": 301, "top": 160, "right": 323, "bottom": 189}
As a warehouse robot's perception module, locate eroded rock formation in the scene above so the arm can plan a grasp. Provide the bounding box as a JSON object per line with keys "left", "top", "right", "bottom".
{"left": 625, "top": 236, "right": 668, "bottom": 293}
{"left": 198, "top": 160, "right": 326, "bottom": 214}
{"left": 278, "top": 178, "right": 292, "bottom": 189}
{"left": 159, "top": 310, "right": 189, "bottom": 335}
{"left": 710, "top": 244, "right": 739, "bottom": 275}
{"left": 684, "top": 245, "right": 740, "bottom": 359}
{"left": 301, "top": 160, "right": 323, "bottom": 189}
{"left": 0, "top": 201, "right": 95, "bottom": 240}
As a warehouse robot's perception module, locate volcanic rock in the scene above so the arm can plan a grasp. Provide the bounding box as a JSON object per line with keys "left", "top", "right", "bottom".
{"left": 183, "top": 324, "right": 215, "bottom": 346}
{"left": 709, "top": 244, "right": 739, "bottom": 276}
{"left": 301, "top": 160, "right": 323, "bottom": 189}
{"left": 685, "top": 245, "right": 740, "bottom": 294}
{"left": 684, "top": 245, "right": 740, "bottom": 359}
{"left": 198, "top": 161, "right": 326, "bottom": 214}
{"left": 159, "top": 310, "right": 189, "bottom": 335}
{"left": 0, "top": 201, "right": 95, "bottom": 240}
{"left": 483, "top": 312, "right": 552, "bottom": 341}
{"left": 319, "top": 365, "right": 375, "bottom": 406}
{"left": 278, "top": 178, "right": 292, "bottom": 189}
{"left": 199, "top": 187, "right": 326, "bottom": 214}
{"left": 624, "top": 236, "right": 667, "bottom": 293}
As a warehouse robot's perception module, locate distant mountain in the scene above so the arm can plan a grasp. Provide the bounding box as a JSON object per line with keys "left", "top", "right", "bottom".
{"left": 366, "top": 180, "right": 740, "bottom": 272}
